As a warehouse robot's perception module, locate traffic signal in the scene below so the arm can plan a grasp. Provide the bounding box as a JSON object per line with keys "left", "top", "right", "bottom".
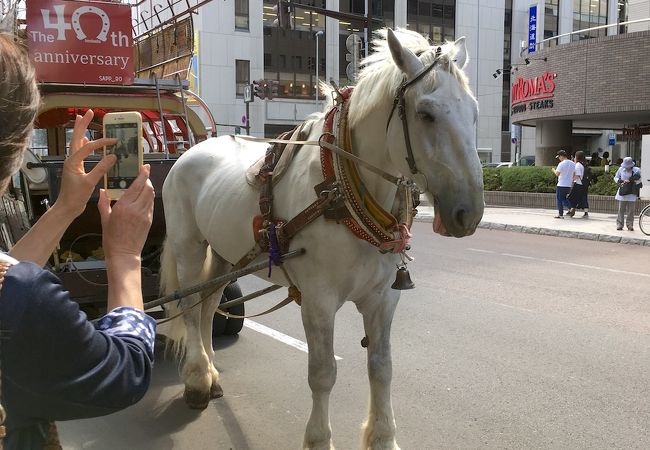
{"left": 252, "top": 79, "right": 265, "bottom": 100}
{"left": 273, "top": 0, "right": 291, "bottom": 30}
{"left": 267, "top": 80, "right": 279, "bottom": 99}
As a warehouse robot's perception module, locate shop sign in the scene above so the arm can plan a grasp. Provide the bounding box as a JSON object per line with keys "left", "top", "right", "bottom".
{"left": 528, "top": 5, "right": 537, "bottom": 53}
{"left": 27, "top": 0, "right": 134, "bottom": 85}
{"left": 622, "top": 126, "right": 650, "bottom": 136}
{"left": 511, "top": 71, "right": 557, "bottom": 115}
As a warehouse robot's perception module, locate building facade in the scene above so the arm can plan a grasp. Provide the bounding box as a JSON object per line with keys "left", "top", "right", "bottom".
{"left": 510, "top": 0, "right": 650, "bottom": 166}
{"left": 185, "top": 0, "right": 649, "bottom": 165}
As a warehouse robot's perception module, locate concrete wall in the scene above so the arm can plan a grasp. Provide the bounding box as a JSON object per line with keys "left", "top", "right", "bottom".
{"left": 457, "top": 0, "right": 505, "bottom": 162}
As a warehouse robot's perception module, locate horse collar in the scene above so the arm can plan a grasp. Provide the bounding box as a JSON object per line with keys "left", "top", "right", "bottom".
{"left": 320, "top": 92, "right": 416, "bottom": 255}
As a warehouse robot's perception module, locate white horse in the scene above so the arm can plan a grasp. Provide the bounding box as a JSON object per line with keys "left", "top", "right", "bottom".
{"left": 160, "top": 29, "right": 483, "bottom": 450}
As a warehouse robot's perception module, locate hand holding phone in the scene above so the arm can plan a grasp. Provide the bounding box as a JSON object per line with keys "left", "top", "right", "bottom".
{"left": 103, "top": 112, "right": 144, "bottom": 200}
{"left": 98, "top": 165, "right": 154, "bottom": 261}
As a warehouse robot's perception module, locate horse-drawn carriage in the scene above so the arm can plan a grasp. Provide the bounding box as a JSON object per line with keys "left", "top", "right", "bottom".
{"left": 0, "top": 0, "right": 245, "bottom": 333}
{"left": 8, "top": 77, "right": 246, "bottom": 334}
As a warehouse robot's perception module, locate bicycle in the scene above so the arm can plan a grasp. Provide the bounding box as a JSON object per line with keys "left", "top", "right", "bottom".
{"left": 640, "top": 202, "right": 650, "bottom": 235}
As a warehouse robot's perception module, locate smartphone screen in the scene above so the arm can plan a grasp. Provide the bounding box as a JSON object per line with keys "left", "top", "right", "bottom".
{"left": 104, "top": 122, "right": 140, "bottom": 189}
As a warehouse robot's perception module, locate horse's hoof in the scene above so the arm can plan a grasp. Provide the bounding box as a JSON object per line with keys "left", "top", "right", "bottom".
{"left": 210, "top": 382, "right": 224, "bottom": 399}
{"left": 183, "top": 388, "right": 210, "bottom": 409}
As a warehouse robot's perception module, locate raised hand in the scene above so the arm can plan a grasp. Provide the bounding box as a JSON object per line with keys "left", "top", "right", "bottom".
{"left": 56, "top": 109, "right": 117, "bottom": 217}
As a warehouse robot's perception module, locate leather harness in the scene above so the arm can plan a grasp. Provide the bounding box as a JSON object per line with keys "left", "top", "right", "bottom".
{"left": 245, "top": 53, "right": 442, "bottom": 281}
{"left": 386, "top": 46, "right": 442, "bottom": 175}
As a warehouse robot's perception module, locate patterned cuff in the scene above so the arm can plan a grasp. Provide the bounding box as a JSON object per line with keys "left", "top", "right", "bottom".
{"left": 94, "top": 307, "right": 157, "bottom": 359}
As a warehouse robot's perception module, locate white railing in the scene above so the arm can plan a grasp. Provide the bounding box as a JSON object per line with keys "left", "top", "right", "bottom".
{"left": 530, "top": 17, "right": 650, "bottom": 54}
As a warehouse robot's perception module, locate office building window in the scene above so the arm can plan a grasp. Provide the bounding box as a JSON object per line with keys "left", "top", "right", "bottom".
{"left": 263, "top": 0, "right": 326, "bottom": 99}
{"left": 573, "top": 0, "right": 607, "bottom": 40}
{"left": 544, "top": 0, "right": 559, "bottom": 47}
{"left": 618, "top": 0, "right": 628, "bottom": 34}
{"left": 337, "top": 0, "right": 394, "bottom": 86}
{"left": 235, "top": 59, "right": 250, "bottom": 97}
{"left": 235, "top": 0, "right": 249, "bottom": 31}
{"left": 406, "top": 0, "right": 455, "bottom": 43}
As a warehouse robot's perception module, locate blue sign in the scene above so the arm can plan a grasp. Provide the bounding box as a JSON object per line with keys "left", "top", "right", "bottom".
{"left": 609, "top": 133, "right": 616, "bottom": 146}
{"left": 528, "top": 5, "right": 537, "bottom": 53}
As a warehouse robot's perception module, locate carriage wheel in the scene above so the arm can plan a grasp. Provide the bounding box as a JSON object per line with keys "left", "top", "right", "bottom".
{"left": 212, "top": 281, "right": 244, "bottom": 337}
{"left": 223, "top": 282, "right": 245, "bottom": 335}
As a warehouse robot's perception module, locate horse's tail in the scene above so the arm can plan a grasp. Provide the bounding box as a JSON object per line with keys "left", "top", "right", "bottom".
{"left": 159, "top": 239, "right": 187, "bottom": 360}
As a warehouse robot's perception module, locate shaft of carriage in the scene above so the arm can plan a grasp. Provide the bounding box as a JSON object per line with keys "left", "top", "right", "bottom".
{"left": 143, "top": 248, "right": 305, "bottom": 310}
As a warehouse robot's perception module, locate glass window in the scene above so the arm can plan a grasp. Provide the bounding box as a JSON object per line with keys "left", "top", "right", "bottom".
{"left": 235, "top": 59, "right": 250, "bottom": 97}
{"left": 618, "top": 0, "right": 628, "bottom": 34}
{"left": 406, "top": 0, "right": 456, "bottom": 43}
{"left": 572, "top": 0, "right": 607, "bottom": 40}
{"left": 235, "top": 0, "right": 249, "bottom": 31}
{"left": 544, "top": 0, "right": 559, "bottom": 47}
{"left": 263, "top": 0, "right": 326, "bottom": 99}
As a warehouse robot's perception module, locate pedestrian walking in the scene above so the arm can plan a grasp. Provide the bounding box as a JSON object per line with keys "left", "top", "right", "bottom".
{"left": 551, "top": 149, "right": 575, "bottom": 218}
{"left": 613, "top": 157, "right": 642, "bottom": 231}
{"left": 567, "top": 150, "right": 590, "bottom": 218}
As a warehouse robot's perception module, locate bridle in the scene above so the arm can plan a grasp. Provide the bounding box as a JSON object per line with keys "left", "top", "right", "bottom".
{"left": 386, "top": 47, "right": 443, "bottom": 184}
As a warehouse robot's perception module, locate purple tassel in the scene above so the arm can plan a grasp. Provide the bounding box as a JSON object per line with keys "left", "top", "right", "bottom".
{"left": 268, "top": 223, "right": 281, "bottom": 277}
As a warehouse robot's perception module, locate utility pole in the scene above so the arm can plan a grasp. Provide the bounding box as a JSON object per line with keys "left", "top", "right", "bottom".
{"left": 315, "top": 30, "right": 324, "bottom": 103}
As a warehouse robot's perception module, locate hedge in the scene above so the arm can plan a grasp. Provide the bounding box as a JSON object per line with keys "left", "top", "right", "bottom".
{"left": 482, "top": 166, "right": 620, "bottom": 196}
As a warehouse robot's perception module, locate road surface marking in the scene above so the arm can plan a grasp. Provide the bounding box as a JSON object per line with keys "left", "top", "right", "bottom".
{"left": 491, "top": 302, "right": 536, "bottom": 313}
{"left": 467, "top": 248, "right": 495, "bottom": 254}
{"left": 469, "top": 248, "right": 650, "bottom": 278}
{"left": 244, "top": 319, "right": 343, "bottom": 360}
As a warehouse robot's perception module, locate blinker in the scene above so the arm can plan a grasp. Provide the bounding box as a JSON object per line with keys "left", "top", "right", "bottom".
{"left": 391, "top": 266, "right": 415, "bottom": 290}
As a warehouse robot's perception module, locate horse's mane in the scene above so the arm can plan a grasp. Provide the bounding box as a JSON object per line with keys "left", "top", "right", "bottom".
{"left": 320, "top": 28, "right": 471, "bottom": 128}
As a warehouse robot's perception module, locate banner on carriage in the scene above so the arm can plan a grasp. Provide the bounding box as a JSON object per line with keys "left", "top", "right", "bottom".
{"left": 27, "top": 0, "right": 134, "bottom": 85}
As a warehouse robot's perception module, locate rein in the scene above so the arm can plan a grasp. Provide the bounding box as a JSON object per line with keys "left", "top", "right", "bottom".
{"left": 236, "top": 135, "right": 410, "bottom": 188}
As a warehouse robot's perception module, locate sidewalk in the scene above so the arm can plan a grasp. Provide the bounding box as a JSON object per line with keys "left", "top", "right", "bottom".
{"left": 415, "top": 205, "right": 650, "bottom": 246}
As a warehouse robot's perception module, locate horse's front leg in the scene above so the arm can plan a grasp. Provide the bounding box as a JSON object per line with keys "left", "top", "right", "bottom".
{"left": 357, "top": 290, "right": 401, "bottom": 450}
{"left": 301, "top": 293, "right": 338, "bottom": 450}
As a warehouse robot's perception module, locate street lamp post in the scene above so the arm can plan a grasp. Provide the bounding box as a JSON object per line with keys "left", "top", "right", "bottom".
{"left": 315, "top": 30, "right": 324, "bottom": 103}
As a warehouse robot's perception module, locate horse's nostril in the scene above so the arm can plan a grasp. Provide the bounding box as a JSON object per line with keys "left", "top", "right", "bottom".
{"left": 453, "top": 206, "right": 469, "bottom": 229}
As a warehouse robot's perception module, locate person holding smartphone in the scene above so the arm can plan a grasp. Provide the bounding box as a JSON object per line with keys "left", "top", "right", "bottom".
{"left": 0, "top": 34, "right": 155, "bottom": 449}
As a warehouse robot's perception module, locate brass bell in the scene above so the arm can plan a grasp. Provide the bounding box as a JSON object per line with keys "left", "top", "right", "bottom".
{"left": 391, "top": 266, "right": 415, "bottom": 290}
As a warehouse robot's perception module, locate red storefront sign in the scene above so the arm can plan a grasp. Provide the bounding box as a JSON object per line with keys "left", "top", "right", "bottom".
{"left": 511, "top": 72, "right": 557, "bottom": 106}
{"left": 27, "top": 0, "right": 134, "bottom": 85}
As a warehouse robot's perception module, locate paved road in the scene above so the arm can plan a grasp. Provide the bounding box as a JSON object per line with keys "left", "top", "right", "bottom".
{"left": 60, "top": 224, "right": 650, "bottom": 449}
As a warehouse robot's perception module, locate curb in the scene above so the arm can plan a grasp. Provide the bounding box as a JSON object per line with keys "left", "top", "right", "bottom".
{"left": 413, "top": 214, "right": 650, "bottom": 246}
{"left": 477, "top": 221, "right": 650, "bottom": 246}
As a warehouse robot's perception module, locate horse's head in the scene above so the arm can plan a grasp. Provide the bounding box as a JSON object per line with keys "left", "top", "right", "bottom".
{"left": 382, "top": 29, "right": 484, "bottom": 238}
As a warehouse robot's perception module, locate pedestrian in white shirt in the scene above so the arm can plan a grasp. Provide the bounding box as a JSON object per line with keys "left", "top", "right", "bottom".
{"left": 551, "top": 150, "right": 575, "bottom": 219}
{"left": 551, "top": 149, "right": 575, "bottom": 218}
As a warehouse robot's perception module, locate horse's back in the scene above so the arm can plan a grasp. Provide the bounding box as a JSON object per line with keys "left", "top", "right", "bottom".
{"left": 162, "top": 135, "right": 270, "bottom": 262}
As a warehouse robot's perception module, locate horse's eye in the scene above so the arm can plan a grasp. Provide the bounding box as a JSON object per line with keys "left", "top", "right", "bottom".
{"left": 416, "top": 111, "right": 435, "bottom": 123}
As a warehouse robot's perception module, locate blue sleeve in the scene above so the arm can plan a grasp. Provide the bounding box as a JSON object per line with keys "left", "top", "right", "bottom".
{"left": 0, "top": 262, "right": 155, "bottom": 424}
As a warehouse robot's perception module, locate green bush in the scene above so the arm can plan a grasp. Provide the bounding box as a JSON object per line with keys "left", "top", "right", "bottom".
{"left": 482, "top": 168, "right": 502, "bottom": 191}
{"left": 482, "top": 165, "right": 620, "bottom": 196}
{"left": 588, "top": 165, "right": 619, "bottom": 196}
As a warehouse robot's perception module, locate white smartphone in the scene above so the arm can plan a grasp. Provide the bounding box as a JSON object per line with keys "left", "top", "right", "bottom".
{"left": 103, "top": 112, "right": 143, "bottom": 200}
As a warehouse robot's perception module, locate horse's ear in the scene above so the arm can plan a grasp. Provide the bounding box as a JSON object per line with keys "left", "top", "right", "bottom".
{"left": 453, "top": 36, "right": 469, "bottom": 69}
{"left": 387, "top": 28, "right": 423, "bottom": 78}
